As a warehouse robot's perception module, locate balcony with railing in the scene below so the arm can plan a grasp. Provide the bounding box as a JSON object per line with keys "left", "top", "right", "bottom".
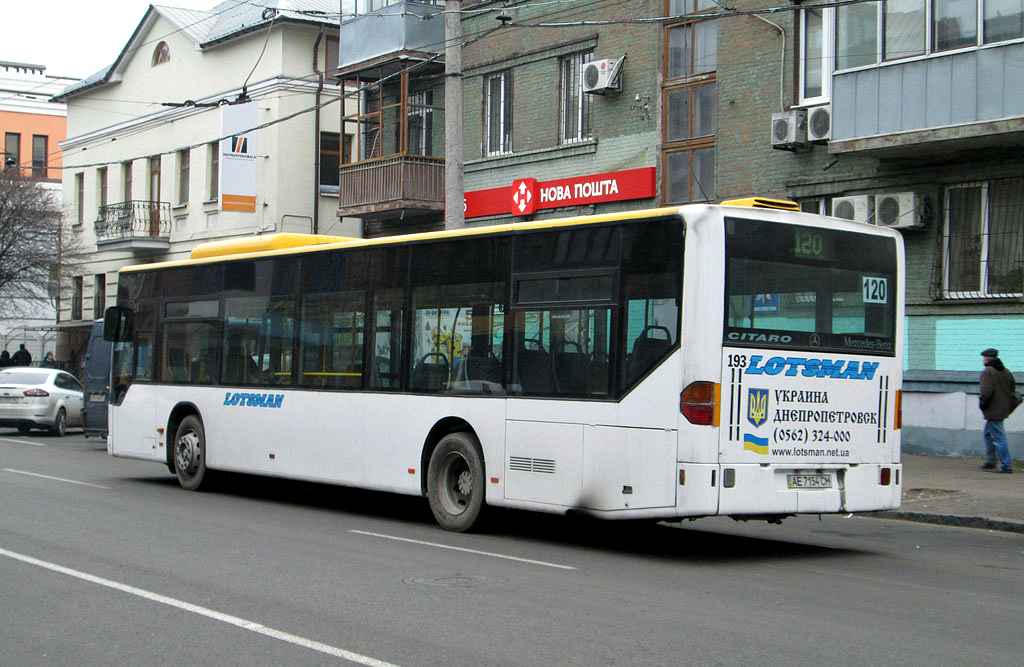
{"left": 337, "top": 155, "right": 444, "bottom": 218}
{"left": 94, "top": 200, "right": 171, "bottom": 251}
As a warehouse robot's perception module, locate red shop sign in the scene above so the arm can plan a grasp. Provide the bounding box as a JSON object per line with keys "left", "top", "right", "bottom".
{"left": 463, "top": 167, "right": 655, "bottom": 219}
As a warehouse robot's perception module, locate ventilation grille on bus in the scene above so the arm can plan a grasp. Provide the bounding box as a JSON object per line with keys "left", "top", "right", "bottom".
{"left": 509, "top": 457, "right": 556, "bottom": 474}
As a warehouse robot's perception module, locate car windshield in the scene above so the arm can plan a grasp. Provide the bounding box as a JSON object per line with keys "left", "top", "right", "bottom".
{"left": 0, "top": 371, "right": 49, "bottom": 385}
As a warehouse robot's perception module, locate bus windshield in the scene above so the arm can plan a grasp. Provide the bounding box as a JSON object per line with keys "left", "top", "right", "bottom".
{"left": 724, "top": 217, "right": 897, "bottom": 356}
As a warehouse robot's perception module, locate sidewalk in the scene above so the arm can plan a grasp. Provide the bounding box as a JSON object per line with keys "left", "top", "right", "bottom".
{"left": 869, "top": 453, "right": 1024, "bottom": 533}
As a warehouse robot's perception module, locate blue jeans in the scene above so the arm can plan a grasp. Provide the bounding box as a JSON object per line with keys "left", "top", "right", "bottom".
{"left": 984, "top": 420, "right": 1012, "bottom": 470}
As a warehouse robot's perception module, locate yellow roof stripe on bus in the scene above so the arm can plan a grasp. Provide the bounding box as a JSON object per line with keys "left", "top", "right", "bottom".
{"left": 189, "top": 233, "right": 357, "bottom": 259}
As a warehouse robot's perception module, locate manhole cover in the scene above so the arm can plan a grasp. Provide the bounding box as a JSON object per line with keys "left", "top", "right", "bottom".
{"left": 403, "top": 575, "right": 507, "bottom": 588}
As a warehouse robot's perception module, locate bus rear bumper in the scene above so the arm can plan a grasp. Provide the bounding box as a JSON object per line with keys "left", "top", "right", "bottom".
{"left": 715, "top": 463, "right": 902, "bottom": 516}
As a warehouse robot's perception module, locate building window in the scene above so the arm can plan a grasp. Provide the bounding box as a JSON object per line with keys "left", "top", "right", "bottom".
{"left": 663, "top": 3, "right": 717, "bottom": 204}
{"left": 942, "top": 178, "right": 1024, "bottom": 298}
{"left": 407, "top": 87, "right": 438, "bottom": 157}
{"left": 123, "top": 161, "right": 133, "bottom": 201}
{"left": 149, "top": 156, "right": 161, "bottom": 202}
{"left": 559, "top": 51, "right": 593, "bottom": 144}
{"left": 72, "top": 276, "right": 83, "bottom": 321}
{"left": 800, "top": 8, "right": 835, "bottom": 104}
{"left": 208, "top": 142, "right": 219, "bottom": 201}
{"left": 98, "top": 166, "right": 108, "bottom": 208}
{"left": 483, "top": 70, "right": 512, "bottom": 156}
{"left": 152, "top": 42, "right": 170, "bottom": 66}
{"left": 94, "top": 274, "right": 106, "bottom": 319}
{"left": 178, "top": 149, "right": 190, "bottom": 204}
{"left": 4, "top": 133, "right": 20, "bottom": 171}
{"left": 75, "top": 173, "right": 84, "bottom": 224}
{"left": 837, "top": 1, "right": 880, "bottom": 69}
{"left": 31, "top": 135, "right": 47, "bottom": 177}
{"left": 984, "top": 0, "right": 1024, "bottom": 43}
{"left": 319, "top": 132, "right": 352, "bottom": 187}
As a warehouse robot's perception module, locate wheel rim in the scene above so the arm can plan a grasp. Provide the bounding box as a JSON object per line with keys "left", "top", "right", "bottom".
{"left": 437, "top": 451, "right": 473, "bottom": 516}
{"left": 56, "top": 412, "right": 65, "bottom": 435}
{"left": 175, "top": 430, "right": 201, "bottom": 478}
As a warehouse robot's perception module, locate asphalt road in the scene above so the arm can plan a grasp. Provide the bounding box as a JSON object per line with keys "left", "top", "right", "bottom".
{"left": 1, "top": 430, "right": 1021, "bottom": 666}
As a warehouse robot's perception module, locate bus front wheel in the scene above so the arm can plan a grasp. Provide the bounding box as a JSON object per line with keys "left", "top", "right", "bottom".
{"left": 174, "top": 415, "right": 209, "bottom": 491}
{"left": 427, "top": 432, "right": 485, "bottom": 532}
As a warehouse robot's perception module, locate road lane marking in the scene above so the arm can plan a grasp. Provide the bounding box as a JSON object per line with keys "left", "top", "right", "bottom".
{"left": 3, "top": 468, "right": 110, "bottom": 490}
{"left": 0, "top": 437, "right": 46, "bottom": 447}
{"left": 350, "top": 530, "right": 577, "bottom": 570}
{"left": 0, "top": 546, "right": 402, "bottom": 667}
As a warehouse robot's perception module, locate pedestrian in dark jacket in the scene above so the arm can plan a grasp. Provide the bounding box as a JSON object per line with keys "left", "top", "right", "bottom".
{"left": 0, "top": 350, "right": 9, "bottom": 367}
{"left": 10, "top": 344, "right": 31, "bottom": 367}
{"left": 979, "top": 348, "right": 1016, "bottom": 473}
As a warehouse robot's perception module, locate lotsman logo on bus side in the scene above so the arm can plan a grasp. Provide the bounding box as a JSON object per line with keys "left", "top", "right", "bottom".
{"left": 747, "top": 388, "right": 768, "bottom": 428}
{"left": 744, "top": 355, "right": 879, "bottom": 380}
{"left": 223, "top": 392, "right": 284, "bottom": 408}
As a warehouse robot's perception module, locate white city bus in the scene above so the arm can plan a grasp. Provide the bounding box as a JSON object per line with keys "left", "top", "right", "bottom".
{"left": 103, "top": 199, "right": 903, "bottom": 531}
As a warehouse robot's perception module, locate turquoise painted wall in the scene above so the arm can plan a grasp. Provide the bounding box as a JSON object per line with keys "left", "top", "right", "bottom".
{"left": 906, "top": 315, "right": 1024, "bottom": 371}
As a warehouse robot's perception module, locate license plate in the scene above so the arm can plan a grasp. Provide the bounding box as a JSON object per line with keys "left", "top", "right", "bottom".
{"left": 89, "top": 393, "right": 106, "bottom": 403}
{"left": 787, "top": 473, "right": 832, "bottom": 489}
{"left": 0, "top": 396, "right": 20, "bottom": 403}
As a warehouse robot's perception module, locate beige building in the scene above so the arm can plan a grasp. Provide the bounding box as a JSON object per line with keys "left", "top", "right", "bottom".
{"left": 54, "top": 1, "right": 355, "bottom": 370}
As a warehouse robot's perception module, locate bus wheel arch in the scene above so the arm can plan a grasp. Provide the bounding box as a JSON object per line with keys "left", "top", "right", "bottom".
{"left": 422, "top": 418, "right": 487, "bottom": 532}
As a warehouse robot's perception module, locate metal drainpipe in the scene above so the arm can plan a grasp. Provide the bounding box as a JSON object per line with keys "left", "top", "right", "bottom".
{"left": 312, "top": 28, "right": 324, "bottom": 234}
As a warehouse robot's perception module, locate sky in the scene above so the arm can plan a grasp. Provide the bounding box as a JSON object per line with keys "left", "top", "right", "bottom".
{"left": 5, "top": 1, "right": 217, "bottom": 79}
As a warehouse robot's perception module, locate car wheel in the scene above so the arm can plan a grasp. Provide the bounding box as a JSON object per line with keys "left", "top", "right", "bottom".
{"left": 17, "top": 424, "right": 31, "bottom": 435}
{"left": 49, "top": 408, "right": 67, "bottom": 437}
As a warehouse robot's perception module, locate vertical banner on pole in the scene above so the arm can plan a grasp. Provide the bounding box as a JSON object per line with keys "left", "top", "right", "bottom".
{"left": 220, "top": 102, "right": 258, "bottom": 213}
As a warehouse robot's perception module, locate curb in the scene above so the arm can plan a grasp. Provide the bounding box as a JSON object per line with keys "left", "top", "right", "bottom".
{"left": 866, "top": 510, "right": 1024, "bottom": 534}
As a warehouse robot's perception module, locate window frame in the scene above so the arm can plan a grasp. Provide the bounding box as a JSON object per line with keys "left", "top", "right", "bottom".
{"left": 662, "top": 11, "right": 717, "bottom": 205}
{"left": 177, "top": 149, "right": 190, "bottom": 205}
{"left": 483, "top": 69, "right": 513, "bottom": 156}
{"left": 799, "top": 7, "right": 836, "bottom": 105}
{"left": 942, "top": 179, "right": 1024, "bottom": 299}
{"left": 559, "top": 51, "right": 594, "bottom": 145}
{"left": 31, "top": 135, "right": 47, "bottom": 177}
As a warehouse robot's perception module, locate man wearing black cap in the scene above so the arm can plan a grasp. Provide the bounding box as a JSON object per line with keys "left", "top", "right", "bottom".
{"left": 979, "top": 348, "right": 1016, "bottom": 473}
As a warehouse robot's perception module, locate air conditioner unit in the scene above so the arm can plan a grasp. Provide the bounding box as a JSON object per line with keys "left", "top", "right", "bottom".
{"left": 770, "top": 110, "right": 806, "bottom": 149}
{"left": 875, "top": 192, "right": 923, "bottom": 229}
{"left": 806, "top": 104, "right": 832, "bottom": 142}
{"left": 832, "top": 195, "right": 873, "bottom": 223}
{"left": 582, "top": 58, "right": 622, "bottom": 94}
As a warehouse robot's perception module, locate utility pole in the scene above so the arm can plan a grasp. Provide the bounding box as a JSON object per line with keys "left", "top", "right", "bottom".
{"left": 444, "top": 0, "right": 464, "bottom": 229}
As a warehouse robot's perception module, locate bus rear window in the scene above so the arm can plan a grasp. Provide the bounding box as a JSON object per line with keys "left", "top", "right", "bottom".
{"left": 724, "top": 218, "right": 897, "bottom": 356}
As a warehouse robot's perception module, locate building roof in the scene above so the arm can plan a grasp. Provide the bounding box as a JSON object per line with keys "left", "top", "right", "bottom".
{"left": 53, "top": 1, "right": 337, "bottom": 101}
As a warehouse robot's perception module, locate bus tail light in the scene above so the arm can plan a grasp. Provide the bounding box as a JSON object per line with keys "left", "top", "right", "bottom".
{"left": 680, "top": 381, "right": 719, "bottom": 426}
{"left": 894, "top": 390, "right": 902, "bottom": 430}
{"left": 880, "top": 468, "right": 892, "bottom": 486}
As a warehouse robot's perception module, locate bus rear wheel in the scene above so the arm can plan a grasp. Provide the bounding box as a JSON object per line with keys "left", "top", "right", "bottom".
{"left": 427, "top": 432, "right": 485, "bottom": 532}
{"left": 174, "top": 415, "right": 210, "bottom": 491}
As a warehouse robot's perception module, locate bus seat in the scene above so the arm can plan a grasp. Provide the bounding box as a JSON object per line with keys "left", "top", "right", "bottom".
{"left": 553, "top": 342, "right": 585, "bottom": 394}
{"left": 167, "top": 348, "right": 188, "bottom": 382}
{"left": 628, "top": 326, "right": 673, "bottom": 378}
{"left": 463, "top": 353, "right": 501, "bottom": 385}
{"left": 413, "top": 353, "right": 449, "bottom": 391}
{"left": 516, "top": 347, "right": 554, "bottom": 394}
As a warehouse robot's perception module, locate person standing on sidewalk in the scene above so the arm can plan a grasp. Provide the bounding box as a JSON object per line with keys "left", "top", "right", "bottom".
{"left": 979, "top": 348, "right": 1016, "bottom": 474}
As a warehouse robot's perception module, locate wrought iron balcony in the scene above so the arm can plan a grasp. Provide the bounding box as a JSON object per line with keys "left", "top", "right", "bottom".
{"left": 94, "top": 200, "right": 171, "bottom": 251}
{"left": 337, "top": 155, "right": 444, "bottom": 218}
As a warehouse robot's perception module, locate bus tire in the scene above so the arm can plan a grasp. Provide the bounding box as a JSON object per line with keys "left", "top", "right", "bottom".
{"left": 174, "top": 415, "right": 210, "bottom": 491}
{"left": 427, "top": 432, "right": 486, "bottom": 532}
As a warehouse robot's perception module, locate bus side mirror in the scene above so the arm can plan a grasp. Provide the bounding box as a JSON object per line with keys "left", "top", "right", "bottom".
{"left": 103, "top": 306, "right": 135, "bottom": 342}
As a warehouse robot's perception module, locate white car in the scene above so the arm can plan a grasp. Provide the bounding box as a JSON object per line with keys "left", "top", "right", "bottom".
{"left": 0, "top": 368, "right": 84, "bottom": 436}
